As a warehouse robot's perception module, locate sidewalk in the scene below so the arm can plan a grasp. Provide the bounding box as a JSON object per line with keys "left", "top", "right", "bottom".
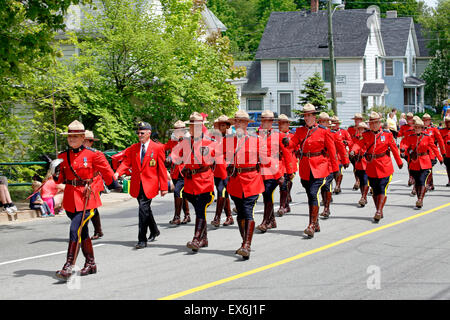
{"left": 0, "top": 192, "right": 133, "bottom": 225}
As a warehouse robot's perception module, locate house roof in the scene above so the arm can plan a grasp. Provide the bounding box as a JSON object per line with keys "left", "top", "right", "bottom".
{"left": 414, "top": 23, "right": 431, "bottom": 57}
{"left": 201, "top": 6, "right": 227, "bottom": 33}
{"left": 404, "top": 76, "right": 425, "bottom": 87}
{"left": 236, "top": 61, "right": 268, "bottom": 95}
{"left": 255, "top": 9, "right": 374, "bottom": 59}
{"left": 361, "top": 83, "right": 387, "bottom": 96}
{"left": 380, "top": 17, "right": 412, "bottom": 56}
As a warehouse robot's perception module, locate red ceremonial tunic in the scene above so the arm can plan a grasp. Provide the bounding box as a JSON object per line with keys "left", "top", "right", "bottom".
{"left": 222, "top": 133, "right": 265, "bottom": 198}
{"left": 424, "top": 125, "right": 446, "bottom": 160}
{"left": 279, "top": 130, "right": 298, "bottom": 175}
{"left": 401, "top": 133, "right": 443, "bottom": 170}
{"left": 170, "top": 135, "right": 215, "bottom": 195}
{"left": 57, "top": 146, "right": 115, "bottom": 212}
{"left": 355, "top": 129, "right": 403, "bottom": 178}
{"left": 116, "top": 140, "right": 168, "bottom": 199}
{"left": 257, "top": 129, "right": 284, "bottom": 181}
{"left": 439, "top": 127, "right": 450, "bottom": 157}
{"left": 164, "top": 139, "right": 185, "bottom": 180}
{"left": 347, "top": 125, "right": 360, "bottom": 145}
{"left": 398, "top": 124, "right": 413, "bottom": 138}
{"left": 330, "top": 129, "right": 350, "bottom": 166}
{"left": 287, "top": 124, "right": 339, "bottom": 180}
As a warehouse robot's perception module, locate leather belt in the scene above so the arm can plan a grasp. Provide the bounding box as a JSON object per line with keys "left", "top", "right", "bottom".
{"left": 183, "top": 166, "right": 211, "bottom": 178}
{"left": 365, "top": 150, "right": 390, "bottom": 161}
{"left": 301, "top": 151, "right": 325, "bottom": 158}
{"left": 417, "top": 152, "right": 428, "bottom": 157}
{"left": 64, "top": 179, "right": 93, "bottom": 186}
{"left": 235, "top": 166, "right": 258, "bottom": 174}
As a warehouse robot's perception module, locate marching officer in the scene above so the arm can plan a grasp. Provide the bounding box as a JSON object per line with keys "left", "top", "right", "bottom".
{"left": 352, "top": 112, "right": 403, "bottom": 223}
{"left": 210, "top": 115, "right": 234, "bottom": 227}
{"left": 318, "top": 112, "right": 349, "bottom": 219}
{"left": 55, "top": 120, "right": 120, "bottom": 281}
{"left": 171, "top": 112, "right": 216, "bottom": 252}
{"left": 330, "top": 116, "right": 352, "bottom": 194}
{"left": 256, "top": 110, "right": 285, "bottom": 233}
{"left": 400, "top": 118, "right": 443, "bottom": 208}
{"left": 277, "top": 114, "right": 298, "bottom": 216}
{"left": 422, "top": 113, "right": 446, "bottom": 191}
{"left": 223, "top": 110, "right": 265, "bottom": 259}
{"left": 83, "top": 130, "right": 104, "bottom": 240}
{"left": 114, "top": 121, "right": 168, "bottom": 249}
{"left": 398, "top": 112, "right": 416, "bottom": 189}
{"left": 283, "top": 104, "right": 339, "bottom": 238}
{"left": 347, "top": 113, "right": 364, "bottom": 190}
{"left": 165, "top": 120, "right": 191, "bottom": 225}
{"left": 439, "top": 116, "right": 450, "bottom": 186}
{"left": 351, "top": 122, "right": 370, "bottom": 207}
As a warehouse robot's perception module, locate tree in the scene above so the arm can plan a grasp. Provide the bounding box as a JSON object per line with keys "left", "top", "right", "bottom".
{"left": 345, "top": 0, "right": 422, "bottom": 21}
{"left": 295, "top": 72, "right": 332, "bottom": 118}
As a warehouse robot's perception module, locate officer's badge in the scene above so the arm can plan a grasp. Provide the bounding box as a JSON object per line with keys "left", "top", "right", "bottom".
{"left": 200, "top": 146, "right": 209, "bottom": 156}
{"left": 381, "top": 135, "right": 385, "bottom": 142}
{"left": 149, "top": 159, "right": 156, "bottom": 167}
{"left": 83, "top": 157, "right": 88, "bottom": 168}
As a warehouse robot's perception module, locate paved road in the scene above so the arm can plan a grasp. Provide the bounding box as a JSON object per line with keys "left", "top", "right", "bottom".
{"left": 0, "top": 165, "right": 449, "bottom": 300}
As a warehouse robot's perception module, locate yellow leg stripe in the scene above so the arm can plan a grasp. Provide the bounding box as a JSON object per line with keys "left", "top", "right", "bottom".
{"left": 384, "top": 175, "right": 393, "bottom": 196}
{"left": 180, "top": 187, "right": 184, "bottom": 199}
{"left": 425, "top": 170, "right": 432, "bottom": 186}
{"left": 222, "top": 186, "right": 226, "bottom": 198}
{"left": 317, "top": 178, "right": 326, "bottom": 209}
{"left": 204, "top": 192, "right": 215, "bottom": 219}
{"left": 251, "top": 195, "right": 260, "bottom": 220}
{"left": 77, "top": 209, "right": 95, "bottom": 243}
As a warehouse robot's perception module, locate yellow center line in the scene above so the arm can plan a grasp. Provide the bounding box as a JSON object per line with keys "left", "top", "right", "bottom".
{"left": 158, "top": 202, "right": 450, "bottom": 300}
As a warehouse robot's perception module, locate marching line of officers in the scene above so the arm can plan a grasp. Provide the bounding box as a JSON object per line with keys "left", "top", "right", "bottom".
{"left": 52, "top": 105, "right": 450, "bottom": 281}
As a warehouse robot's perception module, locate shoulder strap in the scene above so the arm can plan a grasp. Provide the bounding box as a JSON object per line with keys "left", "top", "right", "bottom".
{"left": 66, "top": 149, "right": 84, "bottom": 181}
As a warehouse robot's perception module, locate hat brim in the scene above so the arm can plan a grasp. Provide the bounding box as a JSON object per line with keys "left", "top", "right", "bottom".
{"left": 60, "top": 132, "right": 86, "bottom": 136}
{"left": 229, "top": 118, "right": 255, "bottom": 123}
{"left": 86, "top": 138, "right": 100, "bottom": 141}
{"left": 298, "top": 110, "right": 320, "bottom": 115}
{"left": 185, "top": 121, "right": 209, "bottom": 125}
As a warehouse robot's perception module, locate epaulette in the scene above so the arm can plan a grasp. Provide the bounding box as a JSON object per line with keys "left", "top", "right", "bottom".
{"left": 383, "top": 129, "right": 391, "bottom": 133}
{"left": 424, "top": 133, "right": 430, "bottom": 136}
{"left": 318, "top": 124, "right": 327, "bottom": 129}
{"left": 330, "top": 129, "right": 337, "bottom": 133}
{"left": 85, "top": 146, "right": 98, "bottom": 152}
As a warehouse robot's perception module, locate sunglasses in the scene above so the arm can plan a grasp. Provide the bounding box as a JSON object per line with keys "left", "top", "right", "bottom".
{"left": 137, "top": 132, "right": 148, "bottom": 136}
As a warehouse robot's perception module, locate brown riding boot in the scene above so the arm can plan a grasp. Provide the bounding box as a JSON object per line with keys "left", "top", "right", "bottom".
{"left": 267, "top": 204, "right": 277, "bottom": 229}
{"left": 90, "top": 212, "right": 103, "bottom": 240}
{"left": 235, "top": 218, "right": 246, "bottom": 255}
{"left": 181, "top": 198, "right": 191, "bottom": 224}
{"left": 373, "top": 195, "right": 386, "bottom": 223}
{"left": 277, "top": 190, "right": 289, "bottom": 217}
{"left": 287, "top": 180, "right": 293, "bottom": 203}
{"left": 320, "top": 191, "right": 332, "bottom": 219}
{"left": 187, "top": 218, "right": 207, "bottom": 252}
{"left": 411, "top": 185, "right": 417, "bottom": 196}
{"left": 236, "top": 220, "right": 255, "bottom": 260}
{"left": 304, "top": 205, "right": 319, "bottom": 238}
{"left": 353, "top": 174, "right": 360, "bottom": 191}
{"left": 222, "top": 197, "right": 234, "bottom": 226}
{"left": 55, "top": 241, "right": 78, "bottom": 281}
{"left": 415, "top": 186, "right": 426, "bottom": 208}
{"left": 408, "top": 174, "right": 414, "bottom": 187}
{"left": 358, "top": 185, "right": 369, "bottom": 207}
{"left": 169, "top": 197, "right": 183, "bottom": 225}
{"left": 80, "top": 238, "right": 97, "bottom": 276}
{"left": 256, "top": 201, "right": 272, "bottom": 233}
{"left": 333, "top": 174, "right": 343, "bottom": 194}
{"left": 426, "top": 171, "right": 435, "bottom": 191}
{"left": 211, "top": 197, "right": 225, "bottom": 227}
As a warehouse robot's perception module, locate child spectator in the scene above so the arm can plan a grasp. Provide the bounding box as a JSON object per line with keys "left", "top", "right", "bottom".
{"left": 40, "top": 171, "right": 65, "bottom": 215}
{"left": 30, "top": 181, "right": 53, "bottom": 217}
{"left": 0, "top": 176, "right": 18, "bottom": 215}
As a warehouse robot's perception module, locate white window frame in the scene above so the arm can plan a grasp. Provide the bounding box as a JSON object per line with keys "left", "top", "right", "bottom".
{"left": 278, "top": 61, "right": 290, "bottom": 83}
{"left": 247, "top": 98, "right": 263, "bottom": 111}
{"left": 278, "top": 91, "right": 293, "bottom": 117}
{"left": 385, "top": 59, "right": 394, "bottom": 76}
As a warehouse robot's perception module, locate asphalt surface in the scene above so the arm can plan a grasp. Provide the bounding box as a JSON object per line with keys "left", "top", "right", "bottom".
{"left": 0, "top": 164, "right": 449, "bottom": 301}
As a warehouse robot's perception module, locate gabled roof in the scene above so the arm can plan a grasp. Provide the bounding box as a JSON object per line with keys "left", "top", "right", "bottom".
{"left": 380, "top": 17, "right": 413, "bottom": 57}
{"left": 361, "top": 83, "right": 387, "bottom": 96}
{"left": 235, "top": 61, "right": 268, "bottom": 95}
{"left": 255, "top": 9, "right": 374, "bottom": 59}
{"left": 414, "top": 23, "right": 431, "bottom": 57}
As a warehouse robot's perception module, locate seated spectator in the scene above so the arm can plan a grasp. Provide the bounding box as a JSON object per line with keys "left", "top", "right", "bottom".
{"left": 29, "top": 181, "right": 53, "bottom": 217}
{"left": 41, "top": 170, "right": 65, "bottom": 215}
{"left": 0, "top": 176, "right": 17, "bottom": 215}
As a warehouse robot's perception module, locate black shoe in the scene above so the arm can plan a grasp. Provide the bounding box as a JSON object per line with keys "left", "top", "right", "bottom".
{"left": 135, "top": 242, "right": 147, "bottom": 249}
{"left": 148, "top": 230, "right": 160, "bottom": 242}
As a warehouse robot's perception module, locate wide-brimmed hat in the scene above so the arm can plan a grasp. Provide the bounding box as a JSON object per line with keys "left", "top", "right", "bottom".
{"left": 261, "top": 110, "right": 275, "bottom": 120}
{"left": 278, "top": 114, "right": 292, "bottom": 122}
{"left": 422, "top": 113, "right": 431, "bottom": 120}
{"left": 367, "top": 111, "right": 382, "bottom": 122}
{"left": 173, "top": 120, "right": 186, "bottom": 129}
{"left": 331, "top": 116, "right": 342, "bottom": 123}
{"left": 61, "top": 120, "right": 85, "bottom": 135}
{"left": 84, "top": 130, "right": 99, "bottom": 141}
{"left": 357, "top": 122, "right": 369, "bottom": 129}
{"left": 351, "top": 113, "right": 363, "bottom": 120}
{"left": 318, "top": 112, "right": 330, "bottom": 121}
{"left": 229, "top": 110, "right": 254, "bottom": 123}
{"left": 298, "top": 103, "right": 319, "bottom": 115}
{"left": 406, "top": 112, "right": 414, "bottom": 118}
{"left": 185, "top": 112, "right": 209, "bottom": 125}
{"left": 215, "top": 115, "right": 231, "bottom": 125}
{"left": 414, "top": 118, "right": 425, "bottom": 127}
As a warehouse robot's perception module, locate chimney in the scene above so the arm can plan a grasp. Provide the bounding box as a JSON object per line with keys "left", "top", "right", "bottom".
{"left": 386, "top": 10, "right": 397, "bottom": 18}
{"left": 311, "top": 0, "right": 319, "bottom": 13}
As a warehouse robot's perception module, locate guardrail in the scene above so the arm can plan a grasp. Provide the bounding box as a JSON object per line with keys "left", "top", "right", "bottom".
{"left": 0, "top": 161, "right": 47, "bottom": 187}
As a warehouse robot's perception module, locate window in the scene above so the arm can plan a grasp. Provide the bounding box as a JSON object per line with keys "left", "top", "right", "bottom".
{"left": 385, "top": 59, "right": 393, "bottom": 76}
{"left": 279, "top": 92, "right": 292, "bottom": 117}
{"left": 363, "top": 58, "right": 367, "bottom": 81}
{"left": 322, "top": 60, "right": 336, "bottom": 82}
{"left": 375, "top": 58, "right": 378, "bottom": 79}
{"left": 412, "top": 57, "right": 416, "bottom": 74}
{"left": 278, "top": 61, "right": 290, "bottom": 83}
{"left": 247, "top": 98, "right": 263, "bottom": 111}
{"left": 404, "top": 88, "right": 415, "bottom": 106}
{"left": 362, "top": 96, "right": 368, "bottom": 113}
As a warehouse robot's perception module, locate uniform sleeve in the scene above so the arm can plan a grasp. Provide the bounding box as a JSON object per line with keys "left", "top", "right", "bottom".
{"left": 116, "top": 146, "right": 132, "bottom": 176}
{"left": 334, "top": 133, "right": 350, "bottom": 165}
{"left": 93, "top": 151, "right": 115, "bottom": 186}
{"left": 325, "top": 130, "right": 339, "bottom": 172}
{"left": 157, "top": 145, "right": 168, "bottom": 191}
{"left": 429, "top": 136, "right": 443, "bottom": 162}
{"left": 434, "top": 128, "right": 446, "bottom": 156}
{"left": 388, "top": 132, "right": 403, "bottom": 166}
{"left": 288, "top": 127, "right": 303, "bottom": 149}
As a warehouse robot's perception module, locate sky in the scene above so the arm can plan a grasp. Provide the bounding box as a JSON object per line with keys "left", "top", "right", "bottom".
{"left": 422, "top": 0, "right": 438, "bottom": 8}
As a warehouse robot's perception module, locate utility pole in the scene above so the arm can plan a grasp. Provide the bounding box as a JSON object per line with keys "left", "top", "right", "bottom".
{"left": 328, "top": 0, "right": 338, "bottom": 115}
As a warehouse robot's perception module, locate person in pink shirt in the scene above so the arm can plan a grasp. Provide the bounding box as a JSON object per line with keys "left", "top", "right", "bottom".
{"left": 41, "top": 172, "right": 65, "bottom": 215}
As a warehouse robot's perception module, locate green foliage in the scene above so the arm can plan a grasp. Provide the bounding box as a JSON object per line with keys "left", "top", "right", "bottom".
{"left": 345, "top": 0, "right": 422, "bottom": 21}
{"left": 294, "top": 72, "right": 332, "bottom": 119}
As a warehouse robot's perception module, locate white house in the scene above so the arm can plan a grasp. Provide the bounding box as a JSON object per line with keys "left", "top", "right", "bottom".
{"left": 241, "top": 4, "right": 388, "bottom": 126}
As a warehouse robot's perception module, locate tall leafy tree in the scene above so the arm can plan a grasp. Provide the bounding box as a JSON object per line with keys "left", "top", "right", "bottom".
{"left": 295, "top": 72, "right": 332, "bottom": 116}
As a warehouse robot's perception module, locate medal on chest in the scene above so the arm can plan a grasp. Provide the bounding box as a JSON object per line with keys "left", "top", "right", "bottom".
{"left": 380, "top": 135, "right": 385, "bottom": 142}
{"left": 83, "top": 157, "right": 88, "bottom": 168}
{"left": 149, "top": 151, "right": 156, "bottom": 167}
